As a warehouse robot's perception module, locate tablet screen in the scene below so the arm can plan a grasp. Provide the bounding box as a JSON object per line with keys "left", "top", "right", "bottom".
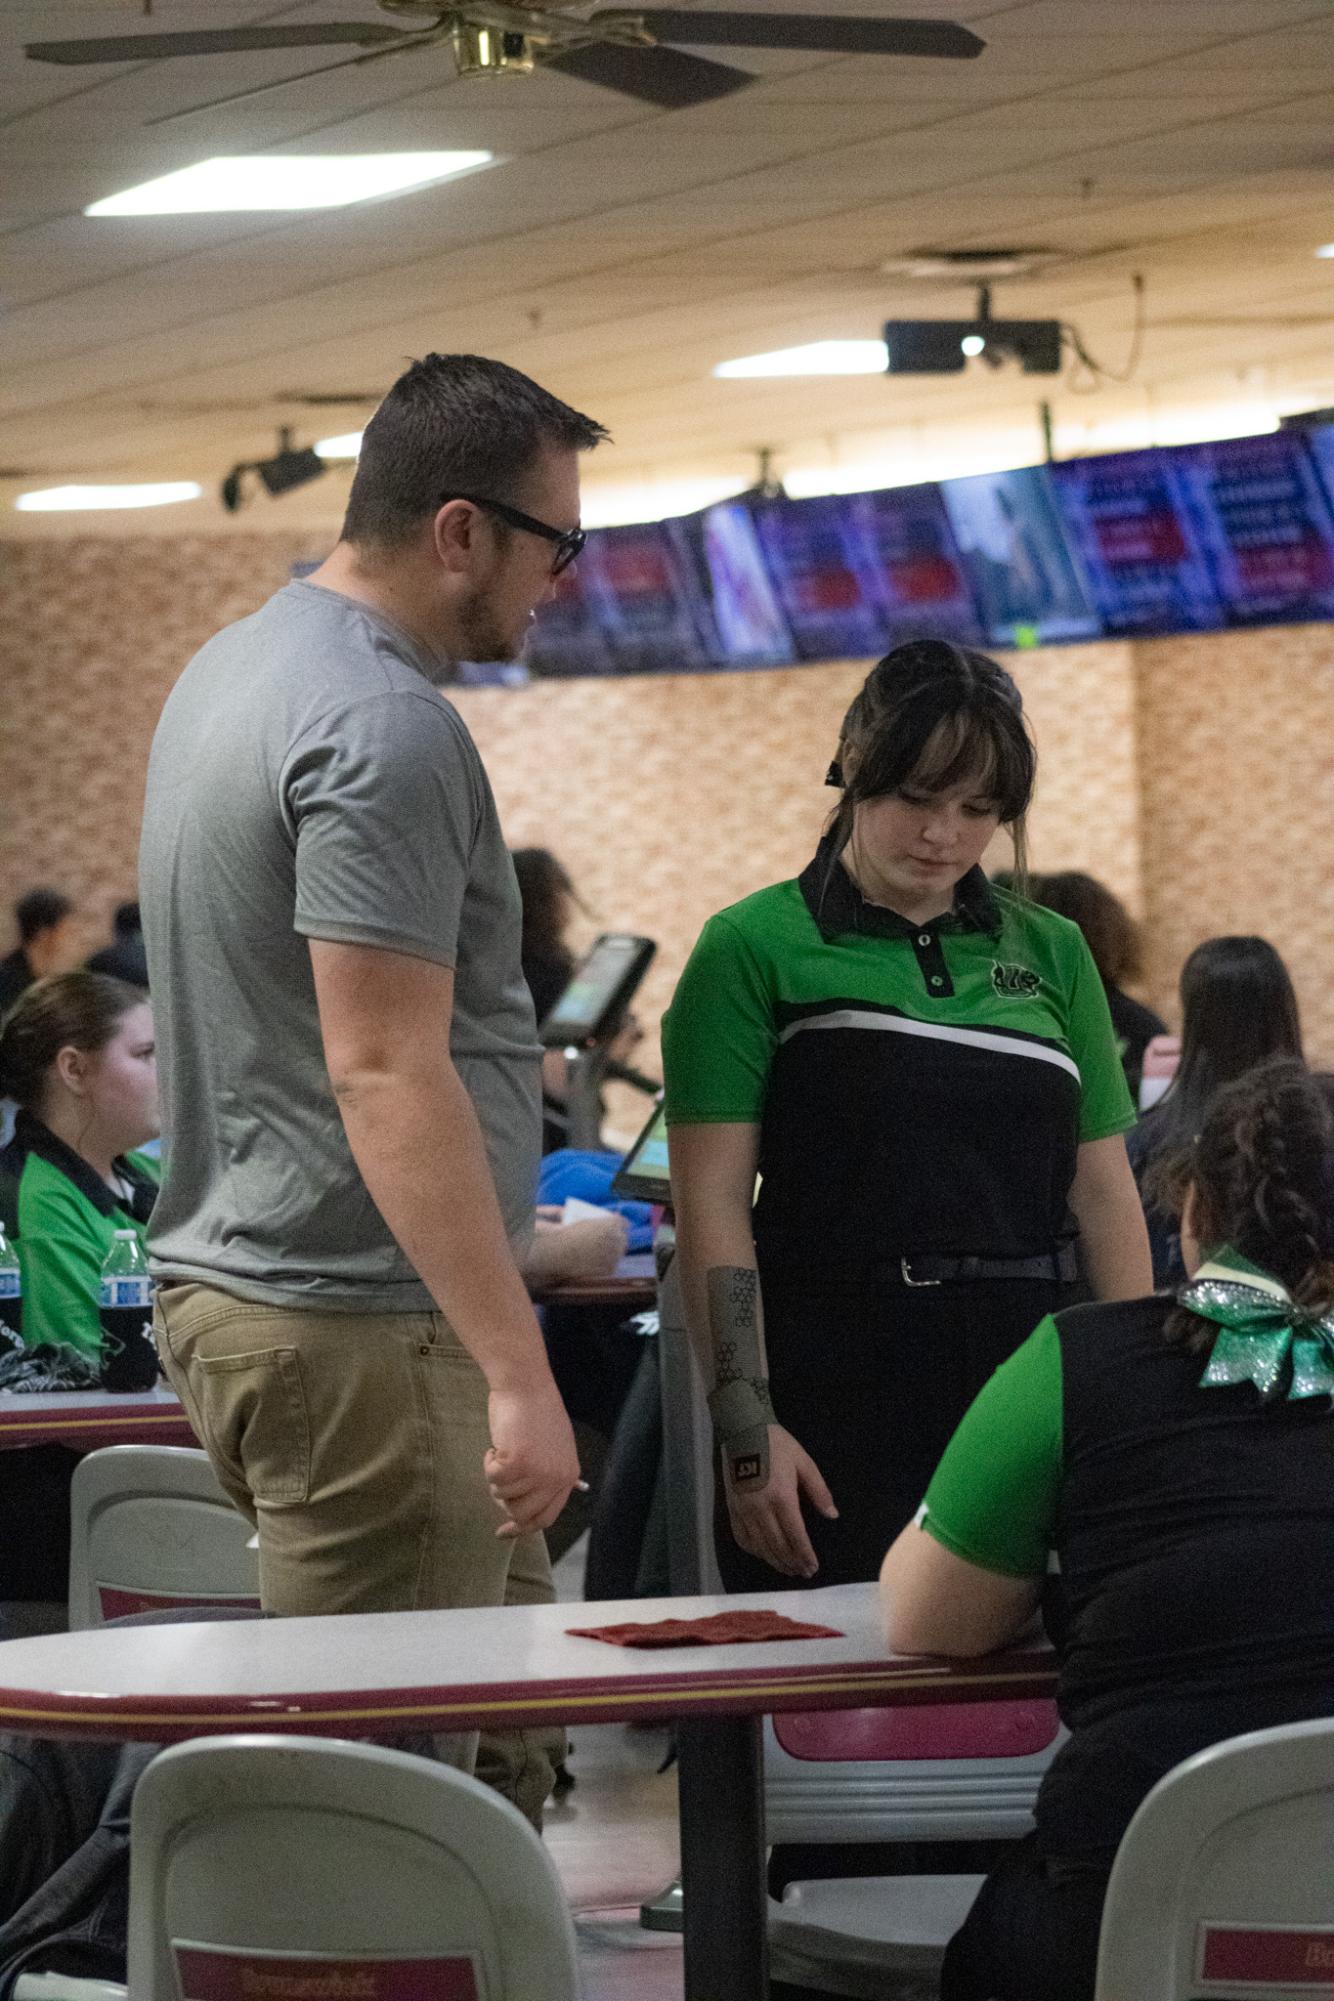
{"left": 539, "top": 933, "right": 656, "bottom": 1047}
{"left": 611, "top": 1102, "right": 671, "bottom": 1204}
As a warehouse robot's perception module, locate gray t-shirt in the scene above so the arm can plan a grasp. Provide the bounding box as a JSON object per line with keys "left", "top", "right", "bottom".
{"left": 140, "top": 579, "right": 541, "bottom": 1310}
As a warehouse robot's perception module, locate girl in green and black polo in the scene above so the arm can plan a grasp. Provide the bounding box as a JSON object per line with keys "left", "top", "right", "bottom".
{"left": 663, "top": 640, "right": 1151, "bottom": 1591}
{"left": 0, "top": 971, "right": 160, "bottom": 1361}
{"left": 0, "top": 971, "right": 159, "bottom": 1605}
{"left": 883, "top": 1058, "right": 1334, "bottom": 2001}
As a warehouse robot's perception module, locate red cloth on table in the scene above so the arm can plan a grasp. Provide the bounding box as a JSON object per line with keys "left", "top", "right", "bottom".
{"left": 566, "top": 1610, "right": 844, "bottom": 1649}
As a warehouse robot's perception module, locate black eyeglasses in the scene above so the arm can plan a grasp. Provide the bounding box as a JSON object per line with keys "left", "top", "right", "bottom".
{"left": 444, "top": 493, "right": 586, "bottom": 577}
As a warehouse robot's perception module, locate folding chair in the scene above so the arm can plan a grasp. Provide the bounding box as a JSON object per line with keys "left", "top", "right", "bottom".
{"left": 67, "top": 1445, "right": 260, "bottom": 1630}
{"left": 766, "top": 1699, "right": 1064, "bottom": 1999}
{"left": 128, "top": 1735, "right": 581, "bottom": 2000}
{"left": 1095, "top": 1716, "right": 1334, "bottom": 2000}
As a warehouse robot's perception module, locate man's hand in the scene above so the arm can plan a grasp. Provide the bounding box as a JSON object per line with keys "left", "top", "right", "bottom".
{"left": 486, "top": 1381, "right": 582, "bottom": 1537}
{"left": 725, "top": 1426, "right": 838, "bottom": 1579}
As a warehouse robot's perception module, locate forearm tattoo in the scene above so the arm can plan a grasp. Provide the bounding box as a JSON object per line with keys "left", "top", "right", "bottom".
{"left": 706, "top": 1265, "right": 775, "bottom": 1489}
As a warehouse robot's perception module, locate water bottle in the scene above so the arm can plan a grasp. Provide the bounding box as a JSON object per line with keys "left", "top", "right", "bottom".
{"left": 99, "top": 1230, "right": 159, "bottom": 1393}
{"left": 0, "top": 1222, "right": 19, "bottom": 1349}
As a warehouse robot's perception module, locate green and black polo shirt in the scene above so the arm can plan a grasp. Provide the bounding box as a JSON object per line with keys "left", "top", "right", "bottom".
{"left": 0, "top": 1112, "right": 159, "bottom": 1359}
{"left": 662, "top": 841, "right": 1135, "bottom": 1285}
{"left": 916, "top": 1251, "right": 1334, "bottom": 1864}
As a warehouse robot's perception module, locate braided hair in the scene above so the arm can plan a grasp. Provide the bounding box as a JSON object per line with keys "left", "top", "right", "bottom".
{"left": 1157, "top": 1058, "right": 1334, "bottom": 1348}
{"left": 824, "top": 640, "right": 1036, "bottom": 888}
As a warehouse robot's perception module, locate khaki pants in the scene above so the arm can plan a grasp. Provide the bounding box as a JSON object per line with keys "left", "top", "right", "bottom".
{"left": 154, "top": 1284, "right": 563, "bottom": 1830}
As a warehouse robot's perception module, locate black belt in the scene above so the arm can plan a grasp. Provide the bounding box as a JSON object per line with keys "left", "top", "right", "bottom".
{"left": 880, "top": 1245, "right": 1079, "bottom": 1288}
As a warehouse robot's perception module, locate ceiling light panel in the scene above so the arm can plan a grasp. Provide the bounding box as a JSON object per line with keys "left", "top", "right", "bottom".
{"left": 15, "top": 483, "right": 203, "bottom": 511}
{"left": 85, "top": 154, "right": 494, "bottom": 217}
{"left": 715, "top": 341, "right": 889, "bottom": 379}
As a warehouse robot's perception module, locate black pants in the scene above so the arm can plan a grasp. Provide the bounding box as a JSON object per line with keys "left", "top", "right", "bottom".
{"left": 940, "top": 1836, "right": 1108, "bottom": 2001}
{"left": 717, "top": 1274, "right": 1073, "bottom": 1591}
{"left": 0, "top": 1445, "right": 79, "bottom": 1605}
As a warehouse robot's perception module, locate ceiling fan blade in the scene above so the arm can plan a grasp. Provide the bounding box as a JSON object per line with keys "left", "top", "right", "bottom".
{"left": 143, "top": 39, "right": 432, "bottom": 126}
{"left": 24, "top": 24, "right": 412, "bottom": 67}
{"left": 543, "top": 40, "right": 753, "bottom": 105}
{"left": 628, "top": 11, "right": 984, "bottom": 56}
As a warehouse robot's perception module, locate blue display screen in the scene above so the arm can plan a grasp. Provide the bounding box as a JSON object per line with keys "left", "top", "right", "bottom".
{"left": 752, "top": 495, "right": 892, "bottom": 660}
{"left": 1172, "top": 431, "right": 1334, "bottom": 623}
{"left": 1051, "top": 450, "right": 1222, "bottom": 634}
{"left": 576, "top": 522, "right": 713, "bottom": 672}
{"left": 686, "top": 502, "right": 794, "bottom": 667}
{"left": 847, "top": 483, "right": 982, "bottom": 645}
{"left": 940, "top": 465, "right": 1100, "bottom": 645}
{"left": 526, "top": 558, "right": 616, "bottom": 677}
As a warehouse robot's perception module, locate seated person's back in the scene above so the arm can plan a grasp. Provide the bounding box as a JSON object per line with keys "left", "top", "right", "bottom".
{"left": 882, "top": 1056, "right": 1334, "bottom": 2001}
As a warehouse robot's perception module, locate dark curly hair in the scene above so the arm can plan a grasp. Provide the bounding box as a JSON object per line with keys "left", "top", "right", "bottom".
{"left": 1154, "top": 1059, "right": 1334, "bottom": 1349}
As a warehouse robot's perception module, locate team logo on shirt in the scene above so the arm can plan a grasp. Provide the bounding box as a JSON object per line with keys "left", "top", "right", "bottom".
{"left": 991, "top": 961, "right": 1041, "bottom": 998}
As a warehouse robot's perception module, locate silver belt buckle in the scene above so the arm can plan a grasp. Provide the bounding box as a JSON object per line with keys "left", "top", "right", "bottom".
{"left": 900, "top": 1257, "right": 941, "bottom": 1288}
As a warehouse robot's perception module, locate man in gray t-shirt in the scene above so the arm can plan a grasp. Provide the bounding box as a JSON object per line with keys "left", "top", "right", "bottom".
{"left": 141, "top": 354, "right": 607, "bottom": 1829}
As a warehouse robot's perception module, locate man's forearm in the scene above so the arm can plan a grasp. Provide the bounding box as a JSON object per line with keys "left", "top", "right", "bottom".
{"left": 333, "top": 1057, "right": 552, "bottom": 1391}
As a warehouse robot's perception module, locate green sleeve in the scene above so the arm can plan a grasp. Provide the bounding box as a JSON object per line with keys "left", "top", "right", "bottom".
{"left": 662, "top": 913, "right": 776, "bottom": 1124}
{"left": 16, "top": 1173, "right": 107, "bottom": 1360}
{"left": 1065, "top": 933, "right": 1137, "bottom": 1142}
{"left": 919, "top": 1315, "right": 1064, "bottom": 1578}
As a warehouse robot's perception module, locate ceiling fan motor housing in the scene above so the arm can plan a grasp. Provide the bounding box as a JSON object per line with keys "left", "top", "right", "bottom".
{"left": 452, "top": 21, "right": 536, "bottom": 75}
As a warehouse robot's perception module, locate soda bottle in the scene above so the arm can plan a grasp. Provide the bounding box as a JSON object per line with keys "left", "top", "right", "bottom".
{"left": 99, "top": 1230, "right": 158, "bottom": 1392}
{"left": 0, "top": 1222, "right": 20, "bottom": 1349}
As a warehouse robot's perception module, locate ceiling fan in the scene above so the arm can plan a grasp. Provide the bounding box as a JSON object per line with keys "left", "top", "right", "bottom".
{"left": 25, "top": 4, "right": 984, "bottom": 115}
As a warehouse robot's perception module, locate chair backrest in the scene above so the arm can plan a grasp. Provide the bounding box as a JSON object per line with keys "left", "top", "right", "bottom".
{"left": 1095, "top": 1718, "right": 1334, "bottom": 2001}
{"left": 128, "top": 1736, "right": 582, "bottom": 2001}
{"left": 765, "top": 1700, "right": 1064, "bottom": 1845}
{"left": 68, "top": 1446, "right": 260, "bottom": 1630}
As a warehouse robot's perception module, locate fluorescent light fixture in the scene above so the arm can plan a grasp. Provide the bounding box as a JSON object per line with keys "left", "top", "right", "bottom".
{"left": 86, "top": 153, "right": 493, "bottom": 217}
{"left": 960, "top": 333, "right": 987, "bottom": 357}
{"left": 580, "top": 476, "right": 745, "bottom": 528}
{"left": 314, "top": 431, "right": 364, "bottom": 460}
{"left": 714, "top": 340, "right": 889, "bottom": 379}
{"left": 15, "top": 482, "right": 203, "bottom": 511}
{"left": 1316, "top": 244, "right": 1334, "bottom": 259}
{"left": 1150, "top": 405, "right": 1278, "bottom": 446}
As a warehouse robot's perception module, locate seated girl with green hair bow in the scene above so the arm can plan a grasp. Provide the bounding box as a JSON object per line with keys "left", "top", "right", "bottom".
{"left": 877, "top": 1055, "right": 1334, "bottom": 2001}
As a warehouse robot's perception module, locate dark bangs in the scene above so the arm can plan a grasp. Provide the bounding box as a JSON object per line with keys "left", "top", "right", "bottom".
{"left": 849, "top": 676, "right": 1034, "bottom": 825}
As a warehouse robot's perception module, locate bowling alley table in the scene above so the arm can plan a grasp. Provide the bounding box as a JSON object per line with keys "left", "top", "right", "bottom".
{"left": 0, "top": 1382, "right": 196, "bottom": 1451}
{"left": 0, "top": 1580, "right": 1055, "bottom": 2001}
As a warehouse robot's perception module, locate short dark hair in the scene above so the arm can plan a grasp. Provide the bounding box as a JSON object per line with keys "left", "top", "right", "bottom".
{"left": 827, "top": 639, "right": 1036, "bottom": 880}
{"left": 342, "top": 353, "right": 609, "bottom": 549}
{"left": 1031, "top": 871, "right": 1141, "bottom": 985}
{"left": 15, "top": 888, "right": 72, "bottom": 946}
{"left": 0, "top": 970, "right": 145, "bottom": 1110}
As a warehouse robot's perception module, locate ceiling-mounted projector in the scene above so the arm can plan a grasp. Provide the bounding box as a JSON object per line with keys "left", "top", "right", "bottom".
{"left": 883, "top": 289, "right": 1062, "bottom": 374}
{"left": 883, "top": 317, "right": 1062, "bottom": 374}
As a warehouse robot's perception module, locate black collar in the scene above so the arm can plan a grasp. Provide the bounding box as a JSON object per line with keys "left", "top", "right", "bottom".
{"left": 1, "top": 1112, "right": 156, "bottom": 1225}
{"left": 797, "top": 836, "right": 1002, "bottom": 943}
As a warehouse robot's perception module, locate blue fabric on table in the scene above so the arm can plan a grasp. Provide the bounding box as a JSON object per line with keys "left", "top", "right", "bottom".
{"left": 536, "top": 1149, "right": 655, "bottom": 1252}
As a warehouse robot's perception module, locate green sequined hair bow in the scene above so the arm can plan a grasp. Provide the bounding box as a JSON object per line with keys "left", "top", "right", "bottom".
{"left": 1178, "top": 1256, "right": 1334, "bottom": 1403}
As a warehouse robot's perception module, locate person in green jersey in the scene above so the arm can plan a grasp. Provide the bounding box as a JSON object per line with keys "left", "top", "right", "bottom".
{"left": 882, "top": 1058, "right": 1334, "bottom": 2001}
{"left": 0, "top": 972, "right": 160, "bottom": 1360}
{"left": 663, "top": 640, "right": 1151, "bottom": 1591}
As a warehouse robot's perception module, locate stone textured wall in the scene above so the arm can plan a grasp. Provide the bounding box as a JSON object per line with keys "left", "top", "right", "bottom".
{"left": 2, "top": 536, "right": 1329, "bottom": 1097}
